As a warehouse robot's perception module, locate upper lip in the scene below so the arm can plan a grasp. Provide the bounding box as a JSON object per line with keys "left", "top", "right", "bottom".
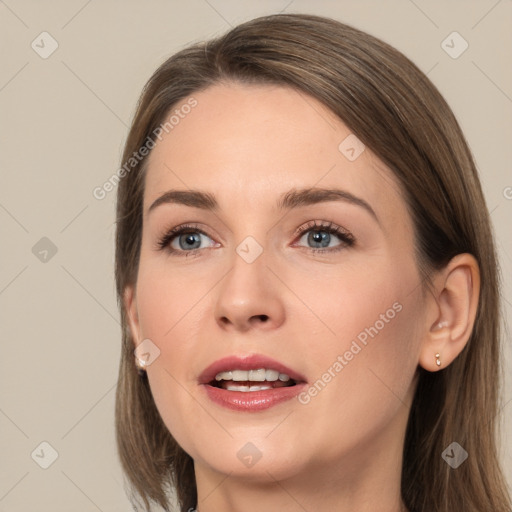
{"left": 198, "top": 354, "right": 307, "bottom": 385}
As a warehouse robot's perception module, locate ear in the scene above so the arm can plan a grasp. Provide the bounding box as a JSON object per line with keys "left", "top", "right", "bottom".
{"left": 124, "top": 284, "right": 141, "bottom": 348}
{"left": 418, "top": 253, "right": 480, "bottom": 372}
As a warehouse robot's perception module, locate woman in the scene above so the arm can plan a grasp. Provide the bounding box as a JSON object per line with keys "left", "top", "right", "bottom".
{"left": 114, "top": 13, "right": 511, "bottom": 512}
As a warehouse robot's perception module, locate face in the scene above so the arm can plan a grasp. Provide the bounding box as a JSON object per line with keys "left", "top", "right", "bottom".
{"left": 125, "top": 83, "right": 427, "bottom": 485}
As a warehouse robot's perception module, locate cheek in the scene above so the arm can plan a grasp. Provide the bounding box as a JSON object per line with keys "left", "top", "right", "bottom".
{"left": 135, "top": 256, "right": 211, "bottom": 340}
{"left": 133, "top": 261, "right": 215, "bottom": 450}
{"left": 134, "top": 264, "right": 207, "bottom": 384}
{"left": 290, "top": 254, "right": 422, "bottom": 404}
{"left": 287, "top": 262, "right": 423, "bottom": 463}
{"left": 288, "top": 256, "right": 416, "bottom": 348}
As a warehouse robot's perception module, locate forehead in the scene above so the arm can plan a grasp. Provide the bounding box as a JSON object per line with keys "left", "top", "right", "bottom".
{"left": 143, "top": 82, "right": 407, "bottom": 224}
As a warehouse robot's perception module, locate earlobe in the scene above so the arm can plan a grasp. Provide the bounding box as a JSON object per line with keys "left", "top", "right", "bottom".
{"left": 124, "top": 285, "right": 141, "bottom": 346}
{"left": 418, "top": 253, "right": 480, "bottom": 372}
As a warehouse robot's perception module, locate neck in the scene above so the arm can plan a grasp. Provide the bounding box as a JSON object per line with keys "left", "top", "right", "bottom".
{"left": 194, "top": 470, "right": 407, "bottom": 512}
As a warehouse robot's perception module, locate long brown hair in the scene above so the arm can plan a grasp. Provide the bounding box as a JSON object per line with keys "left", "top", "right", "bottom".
{"left": 114, "top": 13, "right": 511, "bottom": 512}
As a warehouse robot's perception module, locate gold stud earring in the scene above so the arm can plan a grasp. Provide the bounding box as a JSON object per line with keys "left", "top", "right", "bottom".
{"left": 435, "top": 353, "right": 441, "bottom": 367}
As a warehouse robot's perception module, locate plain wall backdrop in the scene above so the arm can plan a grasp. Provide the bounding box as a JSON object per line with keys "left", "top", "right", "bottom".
{"left": 1, "top": 1, "right": 511, "bottom": 510}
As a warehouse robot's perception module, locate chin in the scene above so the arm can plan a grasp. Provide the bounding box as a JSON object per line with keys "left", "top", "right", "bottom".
{"left": 186, "top": 435, "right": 305, "bottom": 481}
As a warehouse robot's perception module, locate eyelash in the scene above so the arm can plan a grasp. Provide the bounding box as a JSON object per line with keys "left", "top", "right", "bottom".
{"left": 156, "top": 221, "right": 355, "bottom": 257}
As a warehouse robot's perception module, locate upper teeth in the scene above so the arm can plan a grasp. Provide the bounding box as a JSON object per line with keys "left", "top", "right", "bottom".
{"left": 215, "top": 368, "right": 291, "bottom": 382}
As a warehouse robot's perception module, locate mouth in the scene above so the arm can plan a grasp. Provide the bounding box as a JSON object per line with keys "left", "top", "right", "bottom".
{"left": 199, "top": 354, "right": 307, "bottom": 412}
{"left": 199, "top": 354, "right": 307, "bottom": 392}
{"left": 208, "top": 368, "right": 298, "bottom": 392}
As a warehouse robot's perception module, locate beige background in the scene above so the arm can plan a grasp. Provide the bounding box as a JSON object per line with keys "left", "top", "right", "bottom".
{"left": 1, "top": 1, "right": 511, "bottom": 510}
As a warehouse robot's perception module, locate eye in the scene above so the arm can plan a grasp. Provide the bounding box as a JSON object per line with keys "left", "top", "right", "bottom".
{"left": 156, "top": 223, "right": 218, "bottom": 256}
{"left": 294, "top": 220, "right": 355, "bottom": 253}
{"left": 156, "top": 220, "right": 355, "bottom": 257}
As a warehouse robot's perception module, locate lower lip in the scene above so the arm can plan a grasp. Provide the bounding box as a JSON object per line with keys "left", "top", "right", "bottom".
{"left": 202, "top": 383, "right": 307, "bottom": 412}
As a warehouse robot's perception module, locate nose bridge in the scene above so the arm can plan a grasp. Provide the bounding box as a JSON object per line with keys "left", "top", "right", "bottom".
{"left": 214, "top": 237, "right": 285, "bottom": 331}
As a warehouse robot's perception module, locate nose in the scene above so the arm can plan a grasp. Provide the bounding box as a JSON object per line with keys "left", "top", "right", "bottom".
{"left": 214, "top": 249, "right": 286, "bottom": 333}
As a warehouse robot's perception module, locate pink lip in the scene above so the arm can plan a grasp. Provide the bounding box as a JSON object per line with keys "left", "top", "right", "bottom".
{"left": 198, "top": 354, "right": 308, "bottom": 412}
{"left": 202, "top": 383, "right": 308, "bottom": 412}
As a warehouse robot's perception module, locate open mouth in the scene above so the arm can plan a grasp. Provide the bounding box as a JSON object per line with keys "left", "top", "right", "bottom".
{"left": 208, "top": 368, "right": 297, "bottom": 392}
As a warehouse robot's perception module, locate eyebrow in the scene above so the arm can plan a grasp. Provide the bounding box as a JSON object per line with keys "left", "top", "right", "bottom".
{"left": 147, "top": 187, "right": 379, "bottom": 223}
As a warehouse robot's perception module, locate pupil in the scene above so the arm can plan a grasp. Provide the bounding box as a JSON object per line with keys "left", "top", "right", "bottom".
{"left": 180, "top": 233, "right": 201, "bottom": 250}
{"left": 309, "top": 230, "right": 330, "bottom": 248}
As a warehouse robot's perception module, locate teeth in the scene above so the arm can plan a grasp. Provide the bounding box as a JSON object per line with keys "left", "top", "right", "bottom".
{"left": 215, "top": 371, "right": 232, "bottom": 381}
{"left": 225, "top": 384, "right": 273, "bottom": 392}
{"left": 232, "top": 370, "right": 248, "bottom": 381}
{"left": 248, "top": 369, "right": 266, "bottom": 381}
{"left": 214, "top": 368, "right": 291, "bottom": 382}
{"left": 266, "top": 369, "right": 279, "bottom": 381}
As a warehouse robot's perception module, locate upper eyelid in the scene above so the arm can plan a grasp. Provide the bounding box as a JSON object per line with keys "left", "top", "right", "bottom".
{"left": 166, "top": 220, "right": 347, "bottom": 239}
{"left": 296, "top": 220, "right": 351, "bottom": 235}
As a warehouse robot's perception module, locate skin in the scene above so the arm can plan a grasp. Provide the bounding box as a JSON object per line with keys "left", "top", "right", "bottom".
{"left": 124, "top": 83, "right": 480, "bottom": 512}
